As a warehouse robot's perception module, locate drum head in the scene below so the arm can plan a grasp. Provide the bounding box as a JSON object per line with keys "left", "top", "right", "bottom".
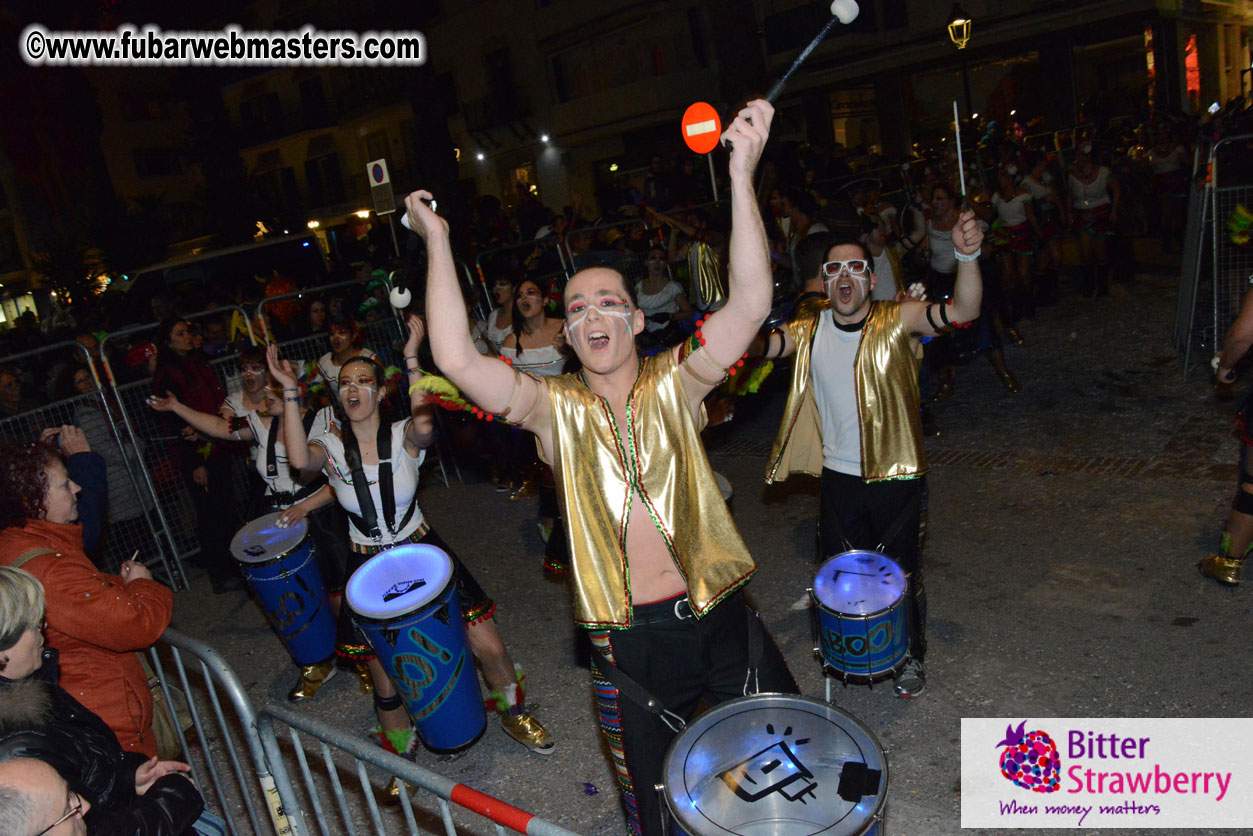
{"left": 713, "top": 471, "right": 733, "bottom": 503}
{"left": 231, "top": 512, "right": 308, "bottom": 564}
{"left": 346, "top": 544, "right": 454, "bottom": 620}
{"left": 662, "top": 694, "right": 887, "bottom": 836}
{"left": 813, "top": 551, "right": 905, "bottom": 616}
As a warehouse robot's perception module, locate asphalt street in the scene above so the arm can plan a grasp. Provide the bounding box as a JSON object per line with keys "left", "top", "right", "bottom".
{"left": 170, "top": 257, "right": 1249, "bottom": 836}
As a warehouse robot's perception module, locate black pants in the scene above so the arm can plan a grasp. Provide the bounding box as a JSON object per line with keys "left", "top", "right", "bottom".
{"left": 187, "top": 456, "right": 240, "bottom": 585}
{"left": 819, "top": 469, "right": 927, "bottom": 660}
{"left": 592, "top": 590, "right": 798, "bottom": 836}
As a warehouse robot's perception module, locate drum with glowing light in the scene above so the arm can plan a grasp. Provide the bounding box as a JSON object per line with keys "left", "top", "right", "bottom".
{"left": 811, "top": 551, "right": 908, "bottom": 683}
{"left": 659, "top": 694, "right": 887, "bottom": 836}
{"left": 231, "top": 513, "right": 335, "bottom": 665}
{"left": 346, "top": 543, "right": 486, "bottom": 753}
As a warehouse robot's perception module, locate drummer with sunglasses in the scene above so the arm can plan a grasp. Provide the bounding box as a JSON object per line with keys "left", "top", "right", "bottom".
{"left": 762, "top": 216, "right": 985, "bottom": 698}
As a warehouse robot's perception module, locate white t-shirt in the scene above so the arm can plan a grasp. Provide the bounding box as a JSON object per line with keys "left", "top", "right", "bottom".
{"left": 927, "top": 222, "right": 957, "bottom": 274}
{"left": 810, "top": 310, "right": 863, "bottom": 477}
{"left": 636, "top": 280, "right": 685, "bottom": 332}
{"left": 499, "top": 344, "right": 566, "bottom": 377}
{"left": 310, "top": 419, "right": 426, "bottom": 546}
{"left": 315, "top": 347, "right": 378, "bottom": 404}
{"left": 245, "top": 409, "right": 331, "bottom": 501}
{"left": 870, "top": 250, "right": 898, "bottom": 301}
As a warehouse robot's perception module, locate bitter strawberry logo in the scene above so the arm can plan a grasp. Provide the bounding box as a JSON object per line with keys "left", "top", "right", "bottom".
{"left": 996, "top": 720, "right": 1061, "bottom": 793}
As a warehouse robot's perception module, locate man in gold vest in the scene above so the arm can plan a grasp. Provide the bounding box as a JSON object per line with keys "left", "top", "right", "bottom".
{"left": 762, "top": 222, "right": 984, "bottom": 698}
{"left": 413, "top": 100, "right": 796, "bottom": 836}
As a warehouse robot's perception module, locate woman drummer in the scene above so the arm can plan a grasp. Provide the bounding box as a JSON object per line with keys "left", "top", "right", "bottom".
{"left": 266, "top": 315, "right": 554, "bottom": 771}
{"left": 148, "top": 367, "right": 346, "bottom": 703}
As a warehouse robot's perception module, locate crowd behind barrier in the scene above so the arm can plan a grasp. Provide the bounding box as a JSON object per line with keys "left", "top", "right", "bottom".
{"left": 0, "top": 339, "right": 184, "bottom": 585}
{"left": 150, "top": 627, "right": 582, "bottom": 836}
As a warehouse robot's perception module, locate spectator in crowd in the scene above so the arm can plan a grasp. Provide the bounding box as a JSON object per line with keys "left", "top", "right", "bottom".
{"left": 635, "top": 245, "right": 694, "bottom": 351}
{"left": 302, "top": 295, "right": 329, "bottom": 338}
{"left": 151, "top": 317, "right": 242, "bottom": 594}
{"left": 0, "top": 566, "right": 203, "bottom": 836}
{"left": 0, "top": 440, "right": 175, "bottom": 757}
{"left": 0, "top": 366, "right": 33, "bottom": 419}
{"left": 53, "top": 368, "right": 154, "bottom": 563}
{"left": 311, "top": 315, "right": 376, "bottom": 406}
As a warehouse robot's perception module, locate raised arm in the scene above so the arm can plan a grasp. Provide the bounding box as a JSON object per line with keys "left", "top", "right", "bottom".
{"left": 901, "top": 210, "right": 984, "bottom": 338}
{"left": 1217, "top": 286, "right": 1253, "bottom": 384}
{"left": 677, "top": 99, "right": 775, "bottom": 402}
{"left": 401, "top": 313, "right": 436, "bottom": 452}
{"left": 408, "top": 190, "right": 550, "bottom": 435}
{"left": 148, "top": 392, "right": 252, "bottom": 442}
{"left": 266, "top": 344, "right": 328, "bottom": 474}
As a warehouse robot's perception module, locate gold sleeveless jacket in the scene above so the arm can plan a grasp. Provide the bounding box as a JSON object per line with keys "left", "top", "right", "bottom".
{"left": 543, "top": 351, "right": 755, "bottom": 628}
{"left": 766, "top": 298, "right": 927, "bottom": 484}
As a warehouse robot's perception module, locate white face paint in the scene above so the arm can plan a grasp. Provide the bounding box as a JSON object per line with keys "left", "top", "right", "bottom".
{"left": 566, "top": 306, "right": 632, "bottom": 337}
{"left": 339, "top": 369, "right": 378, "bottom": 412}
{"left": 823, "top": 272, "right": 870, "bottom": 293}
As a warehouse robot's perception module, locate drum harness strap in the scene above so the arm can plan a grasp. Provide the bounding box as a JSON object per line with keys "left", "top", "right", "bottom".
{"left": 263, "top": 411, "right": 327, "bottom": 506}
{"left": 341, "top": 420, "right": 417, "bottom": 541}
{"left": 590, "top": 605, "right": 765, "bottom": 734}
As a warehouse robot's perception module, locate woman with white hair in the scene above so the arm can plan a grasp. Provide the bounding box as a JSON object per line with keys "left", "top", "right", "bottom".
{"left": 0, "top": 566, "right": 203, "bottom": 835}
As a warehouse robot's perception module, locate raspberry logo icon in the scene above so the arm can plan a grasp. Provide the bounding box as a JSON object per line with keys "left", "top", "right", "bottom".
{"left": 995, "top": 720, "right": 1061, "bottom": 793}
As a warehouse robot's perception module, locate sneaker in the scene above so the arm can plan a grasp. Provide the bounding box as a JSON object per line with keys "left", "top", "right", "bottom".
{"left": 500, "top": 712, "right": 555, "bottom": 755}
{"left": 287, "top": 659, "right": 337, "bottom": 702}
{"left": 893, "top": 658, "right": 926, "bottom": 699}
{"left": 1199, "top": 554, "right": 1244, "bottom": 585}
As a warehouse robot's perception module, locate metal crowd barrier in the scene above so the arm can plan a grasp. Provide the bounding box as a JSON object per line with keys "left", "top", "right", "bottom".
{"left": 149, "top": 627, "right": 296, "bottom": 836}
{"left": 476, "top": 233, "right": 571, "bottom": 284}
{"left": 150, "top": 627, "right": 583, "bottom": 836}
{"left": 257, "top": 702, "right": 583, "bottom": 836}
{"left": 1175, "top": 133, "right": 1253, "bottom": 377}
{"left": 0, "top": 340, "right": 183, "bottom": 586}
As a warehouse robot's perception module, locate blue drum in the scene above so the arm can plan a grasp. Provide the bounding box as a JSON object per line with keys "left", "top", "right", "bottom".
{"left": 811, "top": 551, "right": 908, "bottom": 683}
{"left": 346, "top": 544, "right": 486, "bottom": 754}
{"left": 660, "top": 694, "right": 887, "bottom": 836}
{"left": 231, "top": 513, "right": 335, "bottom": 666}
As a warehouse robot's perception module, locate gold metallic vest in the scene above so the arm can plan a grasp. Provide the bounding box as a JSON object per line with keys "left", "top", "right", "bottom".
{"left": 766, "top": 298, "right": 926, "bottom": 483}
{"left": 544, "top": 351, "right": 756, "bottom": 627}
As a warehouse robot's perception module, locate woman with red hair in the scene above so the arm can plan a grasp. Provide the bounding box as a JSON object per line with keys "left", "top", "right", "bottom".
{"left": 0, "top": 440, "right": 174, "bottom": 757}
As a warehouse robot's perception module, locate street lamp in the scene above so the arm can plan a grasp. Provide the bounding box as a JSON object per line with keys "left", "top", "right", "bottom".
{"left": 947, "top": 3, "right": 974, "bottom": 117}
{"left": 947, "top": 4, "right": 972, "bottom": 49}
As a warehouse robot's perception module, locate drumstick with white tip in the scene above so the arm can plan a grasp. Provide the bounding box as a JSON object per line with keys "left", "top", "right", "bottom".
{"left": 953, "top": 101, "right": 967, "bottom": 209}
{"left": 725, "top": 0, "right": 860, "bottom": 148}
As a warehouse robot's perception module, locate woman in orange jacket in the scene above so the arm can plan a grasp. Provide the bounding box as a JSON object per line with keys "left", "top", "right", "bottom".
{"left": 0, "top": 433, "right": 174, "bottom": 756}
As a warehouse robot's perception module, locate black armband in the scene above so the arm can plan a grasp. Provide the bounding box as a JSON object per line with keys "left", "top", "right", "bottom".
{"left": 227, "top": 416, "right": 249, "bottom": 433}
{"left": 925, "top": 305, "right": 942, "bottom": 332}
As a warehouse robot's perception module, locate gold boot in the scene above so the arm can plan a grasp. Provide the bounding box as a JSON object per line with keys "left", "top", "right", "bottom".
{"left": 355, "top": 659, "right": 375, "bottom": 695}
{"left": 287, "top": 659, "right": 338, "bottom": 702}
{"left": 501, "top": 711, "right": 555, "bottom": 755}
{"left": 1199, "top": 554, "right": 1244, "bottom": 585}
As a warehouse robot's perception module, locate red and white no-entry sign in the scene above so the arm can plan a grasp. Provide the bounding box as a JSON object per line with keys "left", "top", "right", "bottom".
{"left": 681, "top": 102, "right": 721, "bottom": 154}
